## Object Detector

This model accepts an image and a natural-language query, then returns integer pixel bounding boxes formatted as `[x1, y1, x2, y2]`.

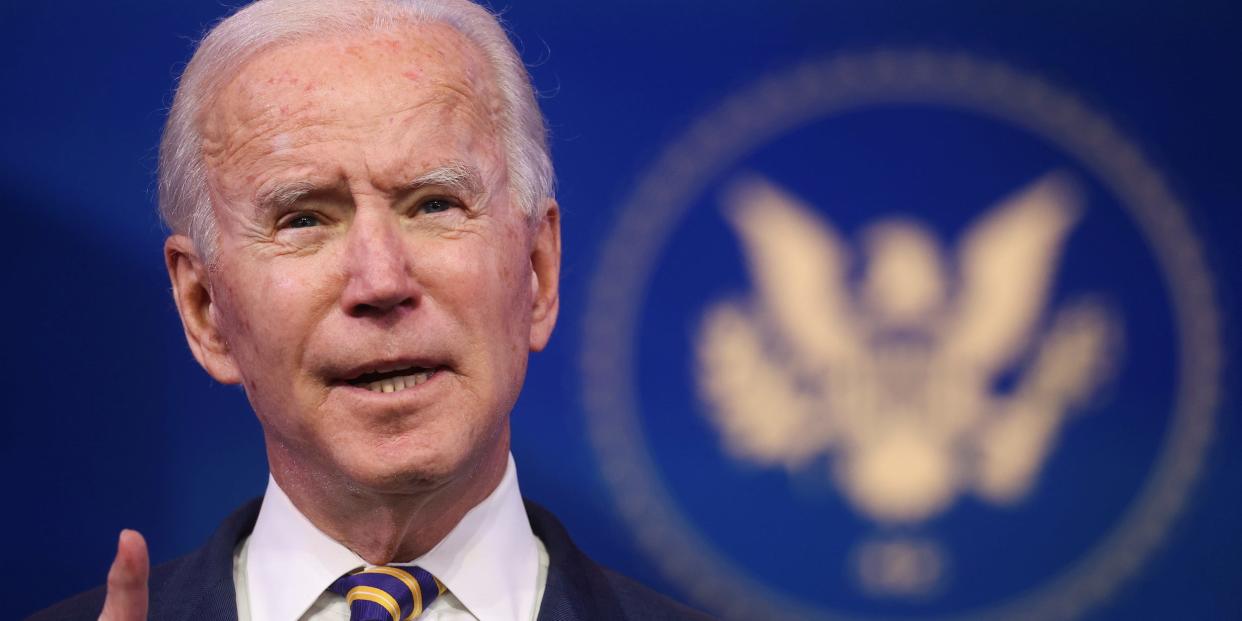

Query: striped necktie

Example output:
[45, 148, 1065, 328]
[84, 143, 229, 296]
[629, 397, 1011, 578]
[329, 565, 447, 621]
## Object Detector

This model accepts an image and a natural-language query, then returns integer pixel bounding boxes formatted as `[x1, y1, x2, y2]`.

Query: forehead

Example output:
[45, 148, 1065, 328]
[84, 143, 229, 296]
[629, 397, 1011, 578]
[217, 22, 496, 119]
[199, 22, 503, 186]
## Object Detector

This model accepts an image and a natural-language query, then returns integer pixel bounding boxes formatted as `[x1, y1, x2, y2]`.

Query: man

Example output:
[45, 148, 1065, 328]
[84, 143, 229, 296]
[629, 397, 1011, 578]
[30, 1, 711, 619]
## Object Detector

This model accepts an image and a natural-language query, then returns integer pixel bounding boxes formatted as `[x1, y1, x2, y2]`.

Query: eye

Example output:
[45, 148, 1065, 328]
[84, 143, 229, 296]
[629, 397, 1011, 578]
[284, 213, 321, 229]
[419, 198, 456, 214]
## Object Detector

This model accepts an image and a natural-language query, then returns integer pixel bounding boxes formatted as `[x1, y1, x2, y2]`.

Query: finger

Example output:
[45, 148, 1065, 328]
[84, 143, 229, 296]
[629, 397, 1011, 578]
[99, 529, 149, 621]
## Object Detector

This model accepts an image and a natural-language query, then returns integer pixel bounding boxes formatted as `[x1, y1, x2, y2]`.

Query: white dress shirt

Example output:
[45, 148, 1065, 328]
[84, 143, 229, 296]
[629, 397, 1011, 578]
[233, 454, 548, 621]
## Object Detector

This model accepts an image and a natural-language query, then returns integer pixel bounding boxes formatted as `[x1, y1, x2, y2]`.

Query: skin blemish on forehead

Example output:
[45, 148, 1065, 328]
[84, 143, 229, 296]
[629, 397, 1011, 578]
[271, 133, 293, 151]
[403, 70, 420, 81]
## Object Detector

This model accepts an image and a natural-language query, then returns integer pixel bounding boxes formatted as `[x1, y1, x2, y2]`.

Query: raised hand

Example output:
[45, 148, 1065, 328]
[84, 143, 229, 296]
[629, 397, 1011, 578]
[98, 530, 148, 621]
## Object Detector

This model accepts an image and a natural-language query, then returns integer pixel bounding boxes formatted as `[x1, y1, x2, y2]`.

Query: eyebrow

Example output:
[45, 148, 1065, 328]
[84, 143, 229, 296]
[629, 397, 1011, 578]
[255, 180, 321, 217]
[397, 160, 485, 198]
[252, 161, 486, 218]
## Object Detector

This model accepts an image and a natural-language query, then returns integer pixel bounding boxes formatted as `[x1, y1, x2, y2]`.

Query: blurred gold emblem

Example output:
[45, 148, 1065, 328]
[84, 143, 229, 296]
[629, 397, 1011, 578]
[697, 172, 1118, 523]
[581, 50, 1222, 621]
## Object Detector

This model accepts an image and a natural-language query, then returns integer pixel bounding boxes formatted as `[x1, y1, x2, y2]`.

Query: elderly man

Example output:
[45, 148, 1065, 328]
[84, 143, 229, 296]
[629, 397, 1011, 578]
[31, 1, 709, 620]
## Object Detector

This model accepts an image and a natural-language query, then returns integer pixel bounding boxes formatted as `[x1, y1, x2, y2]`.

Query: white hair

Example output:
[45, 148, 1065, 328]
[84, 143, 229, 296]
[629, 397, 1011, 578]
[158, 0, 554, 259]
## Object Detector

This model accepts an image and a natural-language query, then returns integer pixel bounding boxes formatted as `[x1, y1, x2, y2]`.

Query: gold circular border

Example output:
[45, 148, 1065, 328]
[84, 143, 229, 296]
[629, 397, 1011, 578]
[580, 50, 1222, 621]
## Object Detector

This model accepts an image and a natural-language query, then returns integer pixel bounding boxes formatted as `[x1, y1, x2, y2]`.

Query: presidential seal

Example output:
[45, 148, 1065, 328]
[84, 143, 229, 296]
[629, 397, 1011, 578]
[580, 51, 1222, 620]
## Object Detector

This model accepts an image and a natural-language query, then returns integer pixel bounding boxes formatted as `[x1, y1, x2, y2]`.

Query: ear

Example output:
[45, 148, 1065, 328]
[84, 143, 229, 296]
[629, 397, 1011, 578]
[528, 200, 561, 352]
[165, 235, 242, 384]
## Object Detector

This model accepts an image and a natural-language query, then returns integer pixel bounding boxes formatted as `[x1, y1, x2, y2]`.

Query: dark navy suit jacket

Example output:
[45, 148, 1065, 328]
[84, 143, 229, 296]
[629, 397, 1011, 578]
[28, 499, 714, 621]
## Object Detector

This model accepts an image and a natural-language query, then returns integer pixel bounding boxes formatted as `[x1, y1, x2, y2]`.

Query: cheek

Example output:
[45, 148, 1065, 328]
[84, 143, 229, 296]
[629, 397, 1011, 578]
[214, 278, 256, 345]
[215, 263, 330, 369]
[222, 275, 288, 338]
[451, 240, 528, 317]
[427, 237, 531, 353]
[268, 272, 311, 306]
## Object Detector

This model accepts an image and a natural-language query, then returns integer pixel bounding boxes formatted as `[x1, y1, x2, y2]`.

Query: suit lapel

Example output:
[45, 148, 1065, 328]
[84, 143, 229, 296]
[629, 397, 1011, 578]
[148, 499, 261, 621]
[527, 501, 628, 621]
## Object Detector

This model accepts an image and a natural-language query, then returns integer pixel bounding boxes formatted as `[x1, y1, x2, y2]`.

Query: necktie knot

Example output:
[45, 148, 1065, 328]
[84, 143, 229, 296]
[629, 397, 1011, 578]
[329, 565, 446, 621]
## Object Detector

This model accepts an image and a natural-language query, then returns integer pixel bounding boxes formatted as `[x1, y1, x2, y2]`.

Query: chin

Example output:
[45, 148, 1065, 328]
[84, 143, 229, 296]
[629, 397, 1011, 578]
[340, 449, 461, 494]
[336, 428, 501, 495]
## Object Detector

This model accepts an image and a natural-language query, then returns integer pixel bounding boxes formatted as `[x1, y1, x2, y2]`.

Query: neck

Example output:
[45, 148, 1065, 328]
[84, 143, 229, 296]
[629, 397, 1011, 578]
[267, 439, 510, 565]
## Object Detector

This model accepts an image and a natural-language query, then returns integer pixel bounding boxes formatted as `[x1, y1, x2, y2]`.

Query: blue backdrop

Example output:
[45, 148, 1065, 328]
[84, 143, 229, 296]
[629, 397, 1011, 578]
[3, 1, 1238, 620]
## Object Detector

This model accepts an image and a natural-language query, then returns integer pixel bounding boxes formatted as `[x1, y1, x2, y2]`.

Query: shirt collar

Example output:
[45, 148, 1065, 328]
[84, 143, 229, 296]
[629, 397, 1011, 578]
[245, 454, 539, 621]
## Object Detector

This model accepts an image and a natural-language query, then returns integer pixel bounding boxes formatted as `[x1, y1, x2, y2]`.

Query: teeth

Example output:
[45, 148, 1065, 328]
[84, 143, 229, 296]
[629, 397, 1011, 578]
[363, 369, 434, 393]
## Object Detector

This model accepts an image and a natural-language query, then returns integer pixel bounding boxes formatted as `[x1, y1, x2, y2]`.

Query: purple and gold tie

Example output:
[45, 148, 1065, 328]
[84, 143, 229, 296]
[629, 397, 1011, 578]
[329, 565, 447, 621]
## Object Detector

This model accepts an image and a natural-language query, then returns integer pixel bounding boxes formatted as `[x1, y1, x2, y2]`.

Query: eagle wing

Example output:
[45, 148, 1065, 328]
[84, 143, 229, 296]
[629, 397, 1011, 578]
[974, 301, 1117, 503]
[697, 302, 835, 467]
[720, 175, 864, 369]
[942, 172, 1082, 372]
[695, 175, 858, 467]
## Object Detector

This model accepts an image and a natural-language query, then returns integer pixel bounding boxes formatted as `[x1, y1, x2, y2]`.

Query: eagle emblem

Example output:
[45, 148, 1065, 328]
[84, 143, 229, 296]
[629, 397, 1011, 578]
[696, 172, 1119, 524]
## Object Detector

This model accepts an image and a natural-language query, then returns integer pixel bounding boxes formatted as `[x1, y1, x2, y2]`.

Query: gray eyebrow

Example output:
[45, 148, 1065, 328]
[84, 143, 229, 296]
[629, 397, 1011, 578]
[252, 161, 486, 218]
[254, 180, 323, 217]
[398, 161, 485, 197]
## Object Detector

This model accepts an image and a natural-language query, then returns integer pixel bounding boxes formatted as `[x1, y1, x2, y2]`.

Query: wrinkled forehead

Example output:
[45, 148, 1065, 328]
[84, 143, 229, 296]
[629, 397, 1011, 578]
[199, 21, 503, 154]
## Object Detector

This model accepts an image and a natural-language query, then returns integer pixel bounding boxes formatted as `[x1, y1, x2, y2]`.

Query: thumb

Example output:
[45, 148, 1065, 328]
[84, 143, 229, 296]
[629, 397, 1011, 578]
[99, 529, 149, 621]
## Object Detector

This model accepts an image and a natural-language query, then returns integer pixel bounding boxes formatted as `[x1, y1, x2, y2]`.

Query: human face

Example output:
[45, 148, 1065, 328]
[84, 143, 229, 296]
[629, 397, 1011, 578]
[168, 24, 559, 494]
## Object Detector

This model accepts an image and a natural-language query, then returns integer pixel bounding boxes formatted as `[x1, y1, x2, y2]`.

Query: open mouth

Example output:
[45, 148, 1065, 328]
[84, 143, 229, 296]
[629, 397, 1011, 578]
[345, 366, 441, 393]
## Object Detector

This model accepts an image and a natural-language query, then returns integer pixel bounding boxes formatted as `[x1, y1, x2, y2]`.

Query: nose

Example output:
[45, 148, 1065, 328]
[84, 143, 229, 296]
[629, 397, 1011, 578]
[340, 209, 419, 317]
